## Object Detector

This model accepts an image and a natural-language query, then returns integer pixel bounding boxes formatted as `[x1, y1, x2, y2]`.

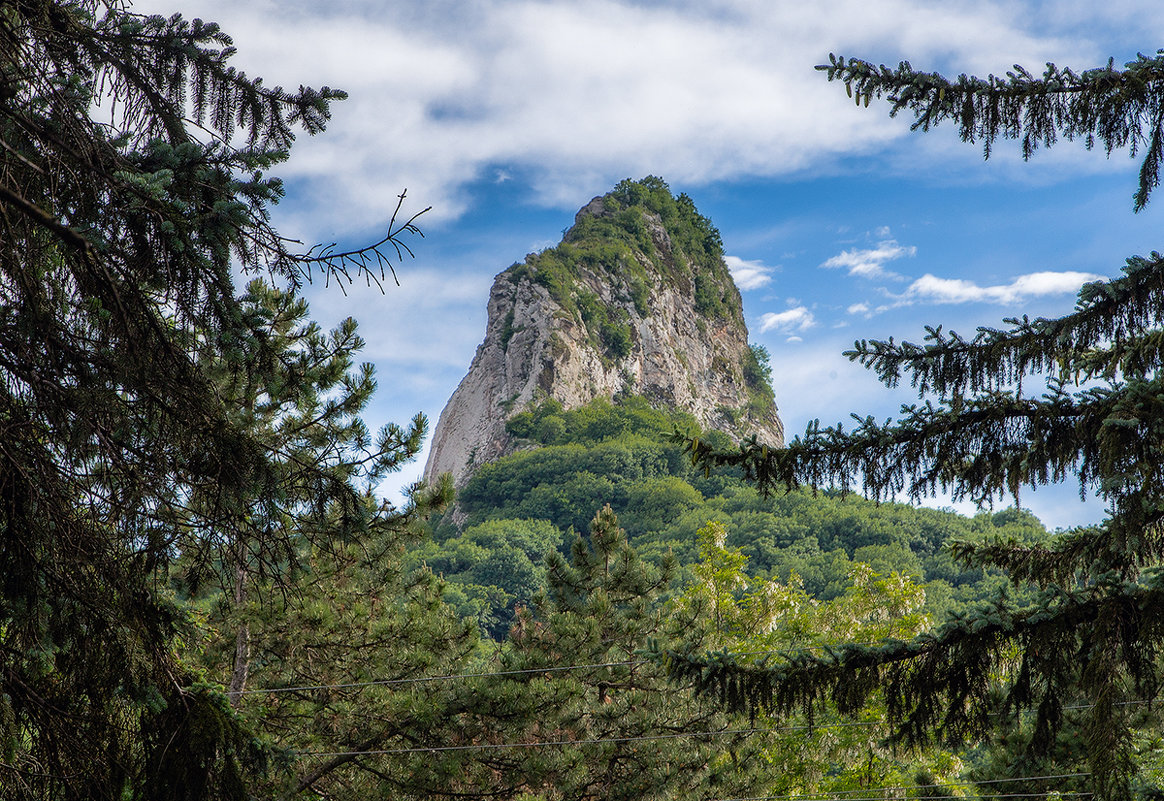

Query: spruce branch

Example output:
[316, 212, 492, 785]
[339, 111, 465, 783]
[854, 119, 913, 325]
[845, 254, 1164, 398]
[818, 52, 1164, 210]
[655, 577, 1164, 796]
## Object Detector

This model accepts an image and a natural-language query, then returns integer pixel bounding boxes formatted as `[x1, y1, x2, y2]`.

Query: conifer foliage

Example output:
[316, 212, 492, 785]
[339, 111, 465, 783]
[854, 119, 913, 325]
[0, 1, 423, 797]
[819, 51, 1164, 210]
[662, 52, 1164, 799]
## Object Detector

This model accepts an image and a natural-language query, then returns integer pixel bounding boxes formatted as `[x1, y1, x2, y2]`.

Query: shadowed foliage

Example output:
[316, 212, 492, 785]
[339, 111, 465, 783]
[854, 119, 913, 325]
[0, 2, 424, 797]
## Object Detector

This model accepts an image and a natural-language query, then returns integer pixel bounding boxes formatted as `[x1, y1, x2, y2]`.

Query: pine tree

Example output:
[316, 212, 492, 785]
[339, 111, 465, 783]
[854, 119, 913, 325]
[194, 500, 476, 801]
[180, 280, 434, 704]
[487, 505, 768, 801]
[659, 51, 1164, 800]
[0, 2, 424, 797]
[180, 283, 466, 799]
[236, 505, 770, 800]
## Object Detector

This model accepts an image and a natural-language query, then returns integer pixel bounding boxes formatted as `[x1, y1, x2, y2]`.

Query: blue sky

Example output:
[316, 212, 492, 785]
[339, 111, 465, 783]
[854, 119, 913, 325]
[134, 0, 1164, 528]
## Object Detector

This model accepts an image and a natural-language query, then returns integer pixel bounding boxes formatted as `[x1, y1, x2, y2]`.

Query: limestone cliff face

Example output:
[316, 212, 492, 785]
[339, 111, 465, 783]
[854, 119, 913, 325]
[423, 179, 784, 488]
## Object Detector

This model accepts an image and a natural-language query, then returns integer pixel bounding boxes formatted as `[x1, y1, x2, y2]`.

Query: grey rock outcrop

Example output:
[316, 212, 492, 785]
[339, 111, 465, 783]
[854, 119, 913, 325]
[423, 181, 783, 488]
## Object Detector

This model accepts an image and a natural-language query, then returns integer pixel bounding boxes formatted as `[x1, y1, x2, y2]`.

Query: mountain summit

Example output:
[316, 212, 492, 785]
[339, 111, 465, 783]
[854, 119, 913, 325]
[424, 177, 784, 487]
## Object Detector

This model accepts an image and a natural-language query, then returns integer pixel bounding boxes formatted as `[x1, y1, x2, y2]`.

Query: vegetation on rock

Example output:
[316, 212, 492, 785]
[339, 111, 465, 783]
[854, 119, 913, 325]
[504, 176, 742, 361]
[742, 343, 777, 413]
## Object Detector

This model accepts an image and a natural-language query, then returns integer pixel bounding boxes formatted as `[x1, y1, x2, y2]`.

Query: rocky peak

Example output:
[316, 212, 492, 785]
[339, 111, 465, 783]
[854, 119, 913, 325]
[423, 177, 784, 488]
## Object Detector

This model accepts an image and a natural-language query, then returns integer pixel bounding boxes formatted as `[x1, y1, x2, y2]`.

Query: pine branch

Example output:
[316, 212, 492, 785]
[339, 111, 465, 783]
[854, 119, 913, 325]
[845, 254, 1164, 398]
[655, 576, 1164, 796]
[0, 182, 96, 256]
[818, 52, 1164, 210]
[292, 191, 431, 292]
[946, 515, 1164, 588]
[679, 379, 1154, 506]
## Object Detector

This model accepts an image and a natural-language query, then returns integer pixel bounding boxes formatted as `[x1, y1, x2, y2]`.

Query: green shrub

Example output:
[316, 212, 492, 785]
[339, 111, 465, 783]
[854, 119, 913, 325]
[601, 321, 633, 359]
[499, 308, 518, 350]
[742, 344, 772, 389]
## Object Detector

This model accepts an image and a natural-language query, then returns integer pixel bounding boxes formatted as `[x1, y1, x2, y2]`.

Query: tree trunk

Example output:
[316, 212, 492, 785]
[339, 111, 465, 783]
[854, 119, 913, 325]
[227, 560, 250, 707]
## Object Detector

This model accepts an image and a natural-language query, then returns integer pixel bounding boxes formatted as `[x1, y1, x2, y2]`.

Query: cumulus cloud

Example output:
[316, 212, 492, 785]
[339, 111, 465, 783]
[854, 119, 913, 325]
[847, 302, 871, 315]
[725, 256, 775, 290]
[821, 237, 916, 280]
[904, 270, 1102, 304]
[305, 267, 493, 369]
[759, 306, 815, 333]
[131, 0, 1101, 235]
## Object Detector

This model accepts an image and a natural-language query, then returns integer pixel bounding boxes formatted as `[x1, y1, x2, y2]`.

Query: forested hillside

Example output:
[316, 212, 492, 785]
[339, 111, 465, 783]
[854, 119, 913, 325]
[418, 394, 1050, 639]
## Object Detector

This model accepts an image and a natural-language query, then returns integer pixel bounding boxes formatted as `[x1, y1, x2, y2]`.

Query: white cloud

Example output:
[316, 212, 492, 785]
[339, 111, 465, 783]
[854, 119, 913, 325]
[821, 237, 916, 280]
[131, 0, 1109, 235]
[304, 267, 492, 369]
[847, 302, 871, 315]
[903, 270, 1101, 304]
[725, 255, 775, 290]
[759, 306, 815, 333]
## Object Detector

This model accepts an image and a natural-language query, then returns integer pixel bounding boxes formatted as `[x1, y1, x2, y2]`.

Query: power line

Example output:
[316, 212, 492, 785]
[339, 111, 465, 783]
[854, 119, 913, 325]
[235, 639, 925, 697]
[297, 720, 944, 758]
[295, 719, 1098, 801]
[1063, 699, 1156, 711]
[292, 698, 1157, 758]
[291, 708, 1103, 757]
[236, 658, 1162, 721]
[296, 726, 769, 757]
[712, 794, 1092, 801]
[283, 693, 1101, 795]
[305, 699, 1123, 760]
[714, 772, 1092, 800]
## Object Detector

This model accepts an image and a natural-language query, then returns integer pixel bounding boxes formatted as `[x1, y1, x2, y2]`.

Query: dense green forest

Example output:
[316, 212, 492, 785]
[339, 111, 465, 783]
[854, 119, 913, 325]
[418, 394, 1048, 639]
[7, 1, 1164, 799]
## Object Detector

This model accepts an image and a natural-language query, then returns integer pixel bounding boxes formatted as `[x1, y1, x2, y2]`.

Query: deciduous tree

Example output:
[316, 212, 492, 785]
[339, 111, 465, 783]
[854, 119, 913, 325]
[672, 520, 961, 796]
[662, 51, 1164, 800]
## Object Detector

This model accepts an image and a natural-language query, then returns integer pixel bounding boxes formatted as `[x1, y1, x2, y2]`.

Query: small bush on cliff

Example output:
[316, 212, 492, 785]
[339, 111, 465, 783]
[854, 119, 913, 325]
[742, 343, 777, 412]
